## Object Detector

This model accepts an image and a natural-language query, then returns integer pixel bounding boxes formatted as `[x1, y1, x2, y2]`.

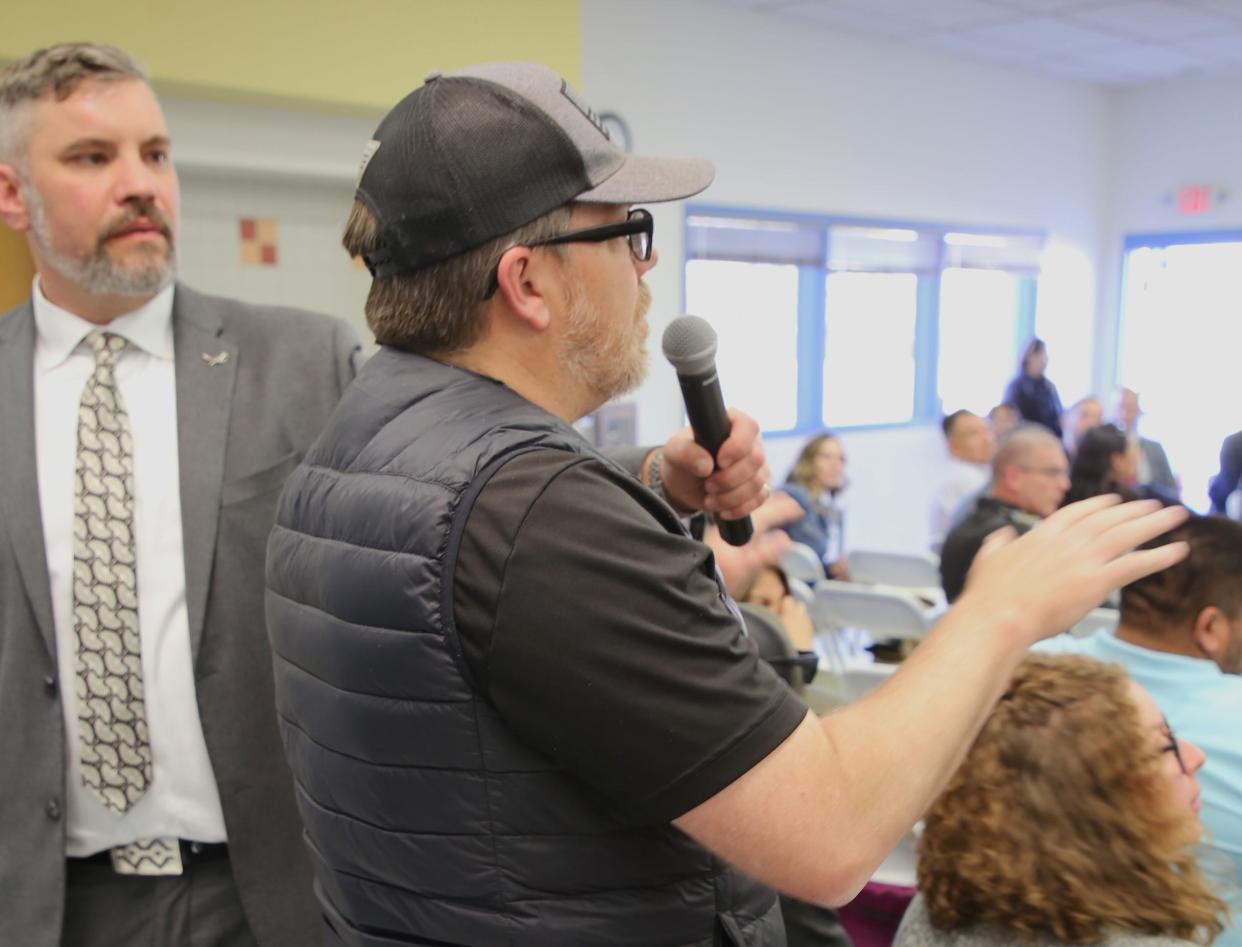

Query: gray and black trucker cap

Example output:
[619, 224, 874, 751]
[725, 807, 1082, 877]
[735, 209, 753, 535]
[356, 61, 715, 277]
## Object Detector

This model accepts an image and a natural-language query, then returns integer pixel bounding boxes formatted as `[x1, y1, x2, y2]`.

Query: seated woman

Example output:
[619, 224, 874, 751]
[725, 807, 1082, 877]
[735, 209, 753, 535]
[781, 433, 850, 579]
[896, 653, 1226, 947]
[1062, 423, 1178, 508]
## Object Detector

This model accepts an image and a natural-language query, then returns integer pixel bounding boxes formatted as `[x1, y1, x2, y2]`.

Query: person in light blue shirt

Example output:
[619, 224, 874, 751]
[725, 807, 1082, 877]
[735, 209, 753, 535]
[1040, 514, 1242, 944]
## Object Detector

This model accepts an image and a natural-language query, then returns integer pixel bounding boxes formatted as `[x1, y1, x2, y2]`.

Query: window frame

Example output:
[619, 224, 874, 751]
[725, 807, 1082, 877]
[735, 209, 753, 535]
[683, 204, 1043, 435]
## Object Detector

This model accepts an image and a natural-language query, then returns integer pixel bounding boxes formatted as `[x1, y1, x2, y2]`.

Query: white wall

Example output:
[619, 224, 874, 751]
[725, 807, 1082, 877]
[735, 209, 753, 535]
[1101, 73, 1242, 509]
[164, 97, 380, 351]
[580, 0, 1111, 552]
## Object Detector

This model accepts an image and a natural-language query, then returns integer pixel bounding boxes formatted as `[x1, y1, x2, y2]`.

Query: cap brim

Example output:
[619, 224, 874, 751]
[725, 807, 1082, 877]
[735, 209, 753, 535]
[577, 154, 715, 205]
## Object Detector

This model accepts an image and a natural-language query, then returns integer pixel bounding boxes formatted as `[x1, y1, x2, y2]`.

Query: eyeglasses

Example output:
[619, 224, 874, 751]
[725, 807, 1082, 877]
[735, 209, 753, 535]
[1161, 716, 1188, 775]
[483, 207, 654, 299]
[1017, 464, 1070, 479]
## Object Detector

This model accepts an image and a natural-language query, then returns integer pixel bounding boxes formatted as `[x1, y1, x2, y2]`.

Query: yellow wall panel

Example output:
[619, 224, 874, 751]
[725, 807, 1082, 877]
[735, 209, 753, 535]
[1, 1, 580, 113]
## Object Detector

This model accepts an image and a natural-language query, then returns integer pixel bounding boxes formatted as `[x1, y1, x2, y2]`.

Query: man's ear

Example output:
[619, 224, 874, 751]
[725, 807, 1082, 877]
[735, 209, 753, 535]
[1192, 605, 1228, 660]
[494, 245, 555, 333]
[0, 164, 32, 233]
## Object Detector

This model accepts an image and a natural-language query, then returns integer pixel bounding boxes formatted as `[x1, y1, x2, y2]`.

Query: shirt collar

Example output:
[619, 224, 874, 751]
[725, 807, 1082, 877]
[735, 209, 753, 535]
[32, 275, 176, 370]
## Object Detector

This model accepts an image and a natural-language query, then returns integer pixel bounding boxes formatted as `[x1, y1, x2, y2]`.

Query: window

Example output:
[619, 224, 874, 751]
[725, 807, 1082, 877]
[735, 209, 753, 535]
[684, 260, 800, 433]
[684, 207, 1043, 433]
[1117, 232, 1242, 512]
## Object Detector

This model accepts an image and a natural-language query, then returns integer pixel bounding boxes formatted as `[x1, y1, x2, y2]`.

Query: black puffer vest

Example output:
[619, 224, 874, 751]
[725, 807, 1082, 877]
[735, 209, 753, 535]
[266, 348, 784, 947]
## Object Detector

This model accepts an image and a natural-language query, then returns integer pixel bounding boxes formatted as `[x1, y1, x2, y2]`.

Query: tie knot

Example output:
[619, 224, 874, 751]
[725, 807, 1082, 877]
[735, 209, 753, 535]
[87, 331, 126, 369]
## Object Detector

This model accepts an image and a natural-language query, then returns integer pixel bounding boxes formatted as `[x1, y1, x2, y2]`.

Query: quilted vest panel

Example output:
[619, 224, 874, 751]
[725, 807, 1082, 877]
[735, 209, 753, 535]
[267, 348, 784, 947]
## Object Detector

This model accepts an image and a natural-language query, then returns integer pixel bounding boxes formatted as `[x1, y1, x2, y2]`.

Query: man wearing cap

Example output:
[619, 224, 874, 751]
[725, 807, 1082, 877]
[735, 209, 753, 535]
[266, 63, 1191, 947]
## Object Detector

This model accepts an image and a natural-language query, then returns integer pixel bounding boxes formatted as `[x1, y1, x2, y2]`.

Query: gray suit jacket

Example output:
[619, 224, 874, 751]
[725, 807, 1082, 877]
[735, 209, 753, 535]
[0, 284, 360, 947]
[1140, 436, 1177, 496]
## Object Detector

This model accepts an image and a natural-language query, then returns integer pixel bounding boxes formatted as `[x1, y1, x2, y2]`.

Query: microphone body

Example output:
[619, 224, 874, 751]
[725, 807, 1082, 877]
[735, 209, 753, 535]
[662, 315, 754, 547]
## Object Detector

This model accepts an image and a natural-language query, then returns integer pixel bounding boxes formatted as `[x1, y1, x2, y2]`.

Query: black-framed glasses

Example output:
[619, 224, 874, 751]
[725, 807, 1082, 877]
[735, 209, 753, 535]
[1018, 464, 1070, 479]
[1161, 715, 1188, 775]
[482, 208, 654, 298]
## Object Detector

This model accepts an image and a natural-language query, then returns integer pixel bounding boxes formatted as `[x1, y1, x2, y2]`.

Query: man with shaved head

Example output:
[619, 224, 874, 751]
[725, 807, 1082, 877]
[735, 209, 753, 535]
[940, 424, 1071, 601]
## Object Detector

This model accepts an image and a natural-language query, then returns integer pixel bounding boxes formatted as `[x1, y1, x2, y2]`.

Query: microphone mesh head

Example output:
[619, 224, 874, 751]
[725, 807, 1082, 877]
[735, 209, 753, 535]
[662, 314, 717, 376]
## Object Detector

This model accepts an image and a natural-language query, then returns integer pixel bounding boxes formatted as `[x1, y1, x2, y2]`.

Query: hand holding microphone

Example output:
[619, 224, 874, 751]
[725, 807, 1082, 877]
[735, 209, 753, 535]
[662, 314, 757, 546]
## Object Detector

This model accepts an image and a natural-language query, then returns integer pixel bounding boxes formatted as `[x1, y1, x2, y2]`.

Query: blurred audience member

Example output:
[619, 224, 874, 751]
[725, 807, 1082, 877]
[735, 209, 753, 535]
[930, 410, 995, 549]
[1003, 338, 1063, 437]
[987, 403, 1019, 439]
[1062, 394, 1103, 460]
[744, 564, 815, 651]
[940, 425, 1069, 602]
[781, 433, 850, 579]
[1041, 515, 1242, 945]
[1062, 423, 1142, 506]
[1115, 387, 1179, 497]
[896, 653, 1224, 947]
[1209, 431, 1242, 517]
[706, 492, 802, 597]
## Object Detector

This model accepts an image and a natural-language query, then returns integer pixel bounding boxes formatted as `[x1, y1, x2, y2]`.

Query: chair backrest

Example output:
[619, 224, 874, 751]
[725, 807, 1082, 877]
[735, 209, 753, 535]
[780, 542, 826, 584]
[849, 549, 941, 589]
[813, 580, 932, 642]
[787, 576, 814, 608]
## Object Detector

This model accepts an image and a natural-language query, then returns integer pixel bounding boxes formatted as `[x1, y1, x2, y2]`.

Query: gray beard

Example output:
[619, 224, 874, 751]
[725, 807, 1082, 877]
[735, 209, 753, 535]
[25, 185, 176, 297]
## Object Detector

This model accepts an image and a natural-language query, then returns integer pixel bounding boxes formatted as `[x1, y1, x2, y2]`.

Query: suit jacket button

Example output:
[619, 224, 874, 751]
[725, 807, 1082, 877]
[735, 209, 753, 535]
[43, 675, 57, 696]
[46, 798, 61, 821]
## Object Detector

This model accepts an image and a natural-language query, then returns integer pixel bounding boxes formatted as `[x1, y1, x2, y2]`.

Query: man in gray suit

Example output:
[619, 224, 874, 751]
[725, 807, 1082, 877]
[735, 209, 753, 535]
[1115, 386, 1178, 498]
[0, 44, 360, 946]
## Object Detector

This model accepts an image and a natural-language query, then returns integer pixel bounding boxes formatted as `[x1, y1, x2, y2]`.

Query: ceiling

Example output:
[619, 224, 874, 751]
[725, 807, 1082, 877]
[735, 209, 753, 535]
[704, 0, 1242, 86]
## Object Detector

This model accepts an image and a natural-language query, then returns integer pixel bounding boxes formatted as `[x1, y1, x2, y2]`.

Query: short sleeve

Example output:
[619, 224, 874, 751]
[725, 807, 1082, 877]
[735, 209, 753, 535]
[453, 450, 807, 825]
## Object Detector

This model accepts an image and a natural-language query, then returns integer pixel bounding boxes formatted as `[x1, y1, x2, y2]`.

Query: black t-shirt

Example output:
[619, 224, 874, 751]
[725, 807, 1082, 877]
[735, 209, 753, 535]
[453, 450, 807, 826]
[939, 496, 1038, 602]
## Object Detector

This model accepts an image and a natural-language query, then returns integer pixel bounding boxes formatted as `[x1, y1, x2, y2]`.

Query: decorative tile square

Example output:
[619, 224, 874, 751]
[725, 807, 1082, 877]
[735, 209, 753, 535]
[239, 217, 278, 267]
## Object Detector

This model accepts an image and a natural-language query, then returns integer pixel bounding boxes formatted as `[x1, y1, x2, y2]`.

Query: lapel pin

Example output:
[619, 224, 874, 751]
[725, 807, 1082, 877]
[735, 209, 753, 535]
[201, 351, 230, 367]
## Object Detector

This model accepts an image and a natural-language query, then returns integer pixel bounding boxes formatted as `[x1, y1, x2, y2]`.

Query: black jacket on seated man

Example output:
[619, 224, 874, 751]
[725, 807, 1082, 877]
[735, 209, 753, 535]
[940, 497, 1040, 602]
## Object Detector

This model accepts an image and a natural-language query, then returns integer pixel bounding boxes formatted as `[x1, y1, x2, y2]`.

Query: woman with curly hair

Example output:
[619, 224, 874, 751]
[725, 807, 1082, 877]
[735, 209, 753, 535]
[780, 432, 850, 579]
[895, 653, 1226, 946]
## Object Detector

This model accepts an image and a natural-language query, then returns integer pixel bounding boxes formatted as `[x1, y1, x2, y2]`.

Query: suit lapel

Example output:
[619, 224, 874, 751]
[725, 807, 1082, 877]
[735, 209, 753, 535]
[0, 304, 58, 660]
[172, 285, 237, 664]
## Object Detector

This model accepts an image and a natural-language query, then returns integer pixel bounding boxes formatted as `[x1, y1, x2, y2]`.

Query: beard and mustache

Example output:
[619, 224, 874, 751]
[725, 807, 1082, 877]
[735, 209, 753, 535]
[25, 186, 176, 297]
[559, 278, 653, 407]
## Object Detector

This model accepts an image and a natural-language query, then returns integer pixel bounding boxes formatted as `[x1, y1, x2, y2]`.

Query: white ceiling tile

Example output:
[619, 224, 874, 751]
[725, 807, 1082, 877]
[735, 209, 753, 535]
[920, 31, 1040, 66]
[696, 0, 1242, 87]
[1175, 32, 1242, 63]
[776, 1, 919, 38]
[1077, 41, 1200, 74]
[1070, 1, 1238, 41]
[1183, 0, 1242, 24]
[964, 15, 1121, 53]
[831, 0, 1018, 30]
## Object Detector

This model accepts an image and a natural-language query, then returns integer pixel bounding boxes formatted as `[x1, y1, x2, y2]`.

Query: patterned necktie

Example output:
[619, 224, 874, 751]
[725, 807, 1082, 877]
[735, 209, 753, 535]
[72, 330, 152, 813]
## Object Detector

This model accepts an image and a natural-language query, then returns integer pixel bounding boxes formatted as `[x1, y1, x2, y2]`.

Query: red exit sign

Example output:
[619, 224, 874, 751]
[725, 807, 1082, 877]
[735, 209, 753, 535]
[1177, 184, 1217, 215]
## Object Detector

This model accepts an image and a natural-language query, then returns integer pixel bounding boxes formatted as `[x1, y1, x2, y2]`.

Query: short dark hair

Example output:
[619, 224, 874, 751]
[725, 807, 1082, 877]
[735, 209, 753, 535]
[1063, 423, 1128, 505]
[1122, 515, 1242, 633]
[341, 198, 571, 355]
[1019, 336, 1046, 373]
[942, 409, 973, 439]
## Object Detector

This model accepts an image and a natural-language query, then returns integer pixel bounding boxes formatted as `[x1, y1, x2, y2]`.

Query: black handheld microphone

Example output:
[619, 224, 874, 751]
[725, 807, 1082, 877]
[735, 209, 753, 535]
[662, 314, 754, 547]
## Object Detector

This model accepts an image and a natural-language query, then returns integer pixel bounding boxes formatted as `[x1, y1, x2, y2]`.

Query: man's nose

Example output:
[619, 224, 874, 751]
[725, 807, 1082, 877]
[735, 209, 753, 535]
[112, 151, 158, 204]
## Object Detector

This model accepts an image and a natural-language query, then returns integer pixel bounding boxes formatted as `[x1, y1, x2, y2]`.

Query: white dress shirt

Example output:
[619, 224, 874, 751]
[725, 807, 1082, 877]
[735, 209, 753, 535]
[929, 456, 991, 548]
[33, 278, 227, 856]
